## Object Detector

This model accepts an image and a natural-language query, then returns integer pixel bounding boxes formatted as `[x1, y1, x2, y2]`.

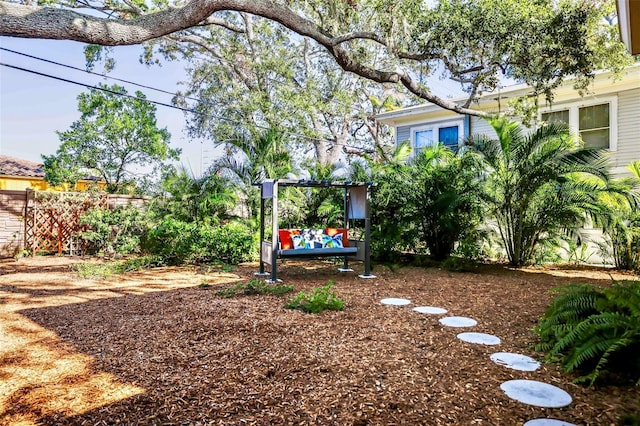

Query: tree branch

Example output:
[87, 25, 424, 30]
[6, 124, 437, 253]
[0, 0, 487, 117]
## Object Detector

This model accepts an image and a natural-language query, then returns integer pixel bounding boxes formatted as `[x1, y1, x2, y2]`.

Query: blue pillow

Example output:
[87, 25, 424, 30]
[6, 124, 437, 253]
[291, 234, 309, 249]
[321, 233, 343, 248]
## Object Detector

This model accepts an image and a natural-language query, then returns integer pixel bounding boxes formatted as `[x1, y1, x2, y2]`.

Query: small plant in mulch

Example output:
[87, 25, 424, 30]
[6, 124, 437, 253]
[73, 255, 162, 278]
[285, 281, 344, 313]
[214, 279, 294, 298]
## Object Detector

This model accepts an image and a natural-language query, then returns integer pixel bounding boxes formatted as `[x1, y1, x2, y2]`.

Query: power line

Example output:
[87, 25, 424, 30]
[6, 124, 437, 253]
[0, 46, 202, 104]
[0, 55, 374, 151]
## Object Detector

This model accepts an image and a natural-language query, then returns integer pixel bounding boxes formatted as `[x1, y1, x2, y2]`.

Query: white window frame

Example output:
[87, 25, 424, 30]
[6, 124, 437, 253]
[409, 119, 464, 157]
[539, 95, 618, 151]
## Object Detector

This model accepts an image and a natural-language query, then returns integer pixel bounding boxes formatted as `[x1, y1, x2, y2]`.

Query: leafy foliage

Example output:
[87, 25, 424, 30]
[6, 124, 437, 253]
[43, 84, 179, 194]
[214, 279, 294, 298]
[80, 206, 150, 256]
[599, 161, 640, 270]
[535, 281, 640, 386]
[212, 127, 293, 219]
[73, 255, 162, 278]
[153, 166, 237, 225]
[409, 144, 484, 260]
[285, 282, 345, 313]
[142, 219, 256, 265]
[468, 117, 612, 266]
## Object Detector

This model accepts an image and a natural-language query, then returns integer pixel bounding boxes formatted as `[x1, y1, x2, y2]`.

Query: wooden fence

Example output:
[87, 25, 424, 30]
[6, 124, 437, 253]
[0, 189, 147, 258]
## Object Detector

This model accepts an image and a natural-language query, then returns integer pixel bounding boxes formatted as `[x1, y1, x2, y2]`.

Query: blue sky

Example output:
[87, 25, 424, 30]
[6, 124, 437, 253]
[0, 35, 471, 179]
[0, 36, 214, 176]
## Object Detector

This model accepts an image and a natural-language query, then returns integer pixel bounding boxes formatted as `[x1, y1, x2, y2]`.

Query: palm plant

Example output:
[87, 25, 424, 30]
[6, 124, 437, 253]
[410, 144, 484, 260]
[467, 117, 612, 266]
[345, 142, 418, 262]
[212, 127, 293, 219]
[156, 166, 237, 224]
[598, 161, 640, 270]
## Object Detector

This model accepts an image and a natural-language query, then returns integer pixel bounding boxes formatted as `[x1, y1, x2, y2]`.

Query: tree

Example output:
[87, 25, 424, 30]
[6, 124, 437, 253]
[43, 83, 179, 193]
[212, 126, 292, 218]
[1, 0, 631, 117]
[159, 14, 399, 166]
[467, 118, 613, 266]
[154, 166, 238, 225]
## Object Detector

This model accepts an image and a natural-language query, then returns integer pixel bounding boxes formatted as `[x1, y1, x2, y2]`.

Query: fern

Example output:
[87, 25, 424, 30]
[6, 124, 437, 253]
[535, 281, 640, 386]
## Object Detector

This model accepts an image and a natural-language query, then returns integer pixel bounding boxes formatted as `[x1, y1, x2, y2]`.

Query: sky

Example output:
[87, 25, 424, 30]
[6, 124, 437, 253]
[0, 35, 470, 180]
[0, 36, 216, 177]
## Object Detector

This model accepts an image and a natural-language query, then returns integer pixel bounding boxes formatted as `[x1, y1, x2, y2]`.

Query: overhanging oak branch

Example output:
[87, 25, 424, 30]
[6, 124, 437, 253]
[0, 0, 487, 117]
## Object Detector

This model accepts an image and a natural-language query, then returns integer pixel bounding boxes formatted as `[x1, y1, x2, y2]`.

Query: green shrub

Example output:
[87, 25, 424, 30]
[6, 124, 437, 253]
[440, 256, 479, 272]
[196, 221, 256, 265]
[142, 218, 196, 265]
[215, 279, 293, 297]
[81, 206, 150, 256]
[534, 281, 640, 386]
[143, 219, 256, 265]
[285, 282, 345, 313]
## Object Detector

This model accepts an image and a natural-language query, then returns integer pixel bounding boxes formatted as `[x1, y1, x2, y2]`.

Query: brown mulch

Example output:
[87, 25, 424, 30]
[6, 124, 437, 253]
[1, 257, 639, 425]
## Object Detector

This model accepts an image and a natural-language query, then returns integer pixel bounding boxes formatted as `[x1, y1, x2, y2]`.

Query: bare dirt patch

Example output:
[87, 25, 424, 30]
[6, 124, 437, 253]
[1, 257, 639, 425]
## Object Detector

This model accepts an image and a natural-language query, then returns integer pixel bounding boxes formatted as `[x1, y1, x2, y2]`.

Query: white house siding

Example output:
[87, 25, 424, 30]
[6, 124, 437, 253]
[615, 88, 640, 175]
[469, 116, 497, 139]
[396, 125, 412, 144]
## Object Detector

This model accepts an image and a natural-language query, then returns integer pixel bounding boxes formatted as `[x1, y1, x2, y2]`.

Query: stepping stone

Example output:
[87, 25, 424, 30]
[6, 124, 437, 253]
[457, 332, 501, 345]
[439, 316, 478, 327]
[524, 420, 577, 426]
[490, 352, 541, 372]
[413, 306, 448, 315]
[500, 380, 572, 408]
[380, 298, 411, 306]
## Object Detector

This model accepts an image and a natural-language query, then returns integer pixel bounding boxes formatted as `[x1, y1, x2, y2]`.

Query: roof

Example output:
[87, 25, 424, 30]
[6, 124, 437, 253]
[0, 155, 44, 178]
[376, 64, 640, 125]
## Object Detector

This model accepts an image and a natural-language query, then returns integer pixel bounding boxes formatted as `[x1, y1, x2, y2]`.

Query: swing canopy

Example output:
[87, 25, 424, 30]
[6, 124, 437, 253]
[255, 179, 375, 282]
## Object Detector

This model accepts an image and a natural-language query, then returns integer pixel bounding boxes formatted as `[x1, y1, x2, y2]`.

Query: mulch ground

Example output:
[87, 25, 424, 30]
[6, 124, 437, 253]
[1, 256, 639, 425]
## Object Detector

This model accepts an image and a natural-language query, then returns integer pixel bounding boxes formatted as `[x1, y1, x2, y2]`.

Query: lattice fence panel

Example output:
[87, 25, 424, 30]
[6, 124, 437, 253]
[25, 191, 107, 255]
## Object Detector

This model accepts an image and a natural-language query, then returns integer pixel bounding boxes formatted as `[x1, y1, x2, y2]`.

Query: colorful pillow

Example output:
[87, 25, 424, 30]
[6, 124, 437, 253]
[278, 229, 293, 250]
[321, 233, 343, 248]
[325, 228, 349, 247]
[301, 228, 325, 248]
[291, 234, 308, 249]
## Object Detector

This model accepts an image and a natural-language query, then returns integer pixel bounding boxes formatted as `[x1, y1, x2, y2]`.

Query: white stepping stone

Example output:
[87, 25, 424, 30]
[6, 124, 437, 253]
[457, 332, 501, 345]
[524, 420, 577, 426]
[380, 298, 411, 306]
[491, 352, 541, 372]
[500, 380, 572, 408]
[413, 306, 448, 315]
[439, 316, 478, 327]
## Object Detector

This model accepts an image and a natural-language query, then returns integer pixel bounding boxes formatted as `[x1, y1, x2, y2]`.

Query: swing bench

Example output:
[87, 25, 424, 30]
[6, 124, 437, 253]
[255, 179, 376, 283]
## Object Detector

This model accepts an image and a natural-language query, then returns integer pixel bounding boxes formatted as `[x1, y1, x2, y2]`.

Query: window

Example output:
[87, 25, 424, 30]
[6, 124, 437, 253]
[411, 120, 463, 156]
[541, 110, 569, 124]
[540, 97, 616, 150]
[579, 104, 610, 149]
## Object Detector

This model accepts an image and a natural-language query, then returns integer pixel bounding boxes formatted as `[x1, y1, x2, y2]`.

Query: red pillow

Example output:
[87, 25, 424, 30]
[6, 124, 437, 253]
[278, 229, 293, 250]
[325, 228, 349, 247]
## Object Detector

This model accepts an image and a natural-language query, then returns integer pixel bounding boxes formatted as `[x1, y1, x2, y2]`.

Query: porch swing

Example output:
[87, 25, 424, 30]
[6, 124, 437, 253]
[255, 179, 376, 283]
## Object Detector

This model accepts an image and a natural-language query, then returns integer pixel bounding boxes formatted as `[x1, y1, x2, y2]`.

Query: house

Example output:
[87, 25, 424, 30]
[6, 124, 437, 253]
[376, 64, 640, 177]
[0, 155, 104, 191]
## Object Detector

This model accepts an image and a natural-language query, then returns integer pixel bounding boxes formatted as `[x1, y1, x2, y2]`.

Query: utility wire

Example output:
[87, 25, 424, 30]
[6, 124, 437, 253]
[0, 57, 374, 151]
[0, 46, 201, 104]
